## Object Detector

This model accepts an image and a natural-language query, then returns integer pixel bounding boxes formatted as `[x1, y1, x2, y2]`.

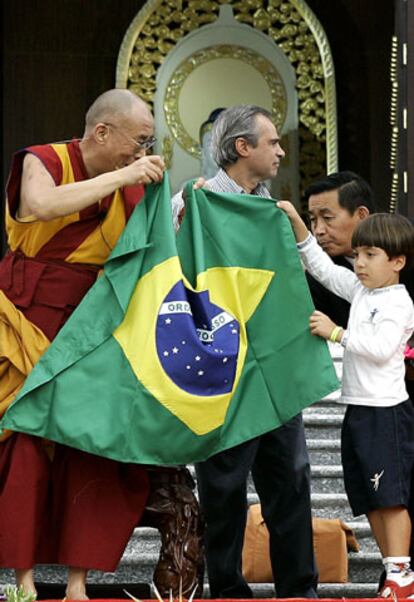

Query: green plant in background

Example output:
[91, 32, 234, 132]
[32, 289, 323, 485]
[4, 585, 36, 602]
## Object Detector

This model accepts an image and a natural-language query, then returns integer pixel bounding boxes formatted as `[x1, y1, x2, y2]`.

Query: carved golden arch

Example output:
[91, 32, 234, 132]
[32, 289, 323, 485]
[116, 0, 338, 198]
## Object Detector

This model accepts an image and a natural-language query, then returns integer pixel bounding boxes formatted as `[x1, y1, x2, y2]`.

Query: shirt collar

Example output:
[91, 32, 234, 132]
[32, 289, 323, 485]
[214, 168, 269, 196]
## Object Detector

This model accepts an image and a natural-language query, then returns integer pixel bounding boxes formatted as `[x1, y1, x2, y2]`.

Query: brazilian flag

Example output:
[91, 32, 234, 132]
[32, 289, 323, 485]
[1, 176, 339, 465]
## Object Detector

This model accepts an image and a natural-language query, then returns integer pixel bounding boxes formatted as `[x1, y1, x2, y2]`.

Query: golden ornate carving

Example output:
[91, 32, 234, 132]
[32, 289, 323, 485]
[162, 135, 174, 169]
[389, 35, 398, 213]
[164, 45, 287, 158]
[280, 134, 290, 165]
[117, 0, 338, 202]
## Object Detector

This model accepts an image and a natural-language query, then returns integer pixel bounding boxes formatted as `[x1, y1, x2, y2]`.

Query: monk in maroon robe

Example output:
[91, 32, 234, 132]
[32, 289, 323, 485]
[0, 89, 165, 599]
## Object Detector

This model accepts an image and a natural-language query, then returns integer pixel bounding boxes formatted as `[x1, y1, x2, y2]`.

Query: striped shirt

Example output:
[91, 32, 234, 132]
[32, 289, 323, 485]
[171, 168, 270, 229]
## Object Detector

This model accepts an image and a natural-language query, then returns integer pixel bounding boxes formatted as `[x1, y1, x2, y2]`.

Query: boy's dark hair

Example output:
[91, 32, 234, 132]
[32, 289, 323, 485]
[352, 213, 414, 268]
[304, 171, 376, 214]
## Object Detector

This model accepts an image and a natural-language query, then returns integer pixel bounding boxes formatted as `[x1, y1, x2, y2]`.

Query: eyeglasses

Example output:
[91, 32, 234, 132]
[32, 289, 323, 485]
[104, 122, 157, 151]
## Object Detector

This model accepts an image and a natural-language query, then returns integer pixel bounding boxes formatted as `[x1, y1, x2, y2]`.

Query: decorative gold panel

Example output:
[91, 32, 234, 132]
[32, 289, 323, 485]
[389, 35, 398, 213]
[164, 44, 287, 158]
[117, 0, 338, 202]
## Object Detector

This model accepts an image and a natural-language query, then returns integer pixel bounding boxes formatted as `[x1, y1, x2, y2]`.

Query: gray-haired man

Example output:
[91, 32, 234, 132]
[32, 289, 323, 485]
[173, 105, 318, 598]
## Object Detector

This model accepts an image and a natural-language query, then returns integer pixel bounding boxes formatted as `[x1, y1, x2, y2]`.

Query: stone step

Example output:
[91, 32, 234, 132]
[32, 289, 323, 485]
[112, 550, 383, 586]
[187, 439, 344, 466]
[100, 550, 383, 585]
[189, 451, 345, 478]
[244, 464, 345, 494]
[248, 491, 348, 508]
[304, 414, 343, 439]
[0, 580, 379, 599]
[347, 521, 378, 552]
[189, 466, 347, 496]
[308, 452, 342, 464]
[119, 546, 382, 567]
[248, 582, 379, 598]
[13, 580, 376, 600]
[310, 437, 342, 447]
[307, 438, 341, 464]
[304, 414, 344, 426]
[245, 496, 356, 521]
[310, 465, 344, 494]
[312, 464, 343, 477]
[1, 549, 379, 592]
[116, 520, 378, 559]
[126, 521, 376, 546]
[348, 552, 382, 582]
[124, 520, 378, 559]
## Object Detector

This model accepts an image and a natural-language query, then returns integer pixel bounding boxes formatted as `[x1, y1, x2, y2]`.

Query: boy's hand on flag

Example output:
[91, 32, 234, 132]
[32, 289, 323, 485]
[309, 310, 337, 341]
[277, 201, 309, 243]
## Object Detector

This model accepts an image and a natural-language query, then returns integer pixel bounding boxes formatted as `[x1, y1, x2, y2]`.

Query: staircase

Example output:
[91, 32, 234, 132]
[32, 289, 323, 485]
[0, 345, 382, 597]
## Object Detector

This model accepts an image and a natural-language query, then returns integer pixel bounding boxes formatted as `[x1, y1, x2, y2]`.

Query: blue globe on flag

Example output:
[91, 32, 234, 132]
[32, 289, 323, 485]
[156, 281, 240, 396]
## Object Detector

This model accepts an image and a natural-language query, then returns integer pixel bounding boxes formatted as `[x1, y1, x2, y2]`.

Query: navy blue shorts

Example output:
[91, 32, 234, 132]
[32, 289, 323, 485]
[341, 400, 414, 517]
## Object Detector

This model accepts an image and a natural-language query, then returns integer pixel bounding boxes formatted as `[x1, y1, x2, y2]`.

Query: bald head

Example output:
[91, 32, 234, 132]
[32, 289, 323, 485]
[84, 89, 151, 132]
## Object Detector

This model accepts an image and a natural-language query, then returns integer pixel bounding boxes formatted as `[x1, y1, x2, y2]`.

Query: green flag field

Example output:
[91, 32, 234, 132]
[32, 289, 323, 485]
[0, 176, 339, 464]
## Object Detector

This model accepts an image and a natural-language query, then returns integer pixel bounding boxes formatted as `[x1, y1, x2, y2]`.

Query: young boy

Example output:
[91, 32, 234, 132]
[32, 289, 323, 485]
[278, 203, 414, 599]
